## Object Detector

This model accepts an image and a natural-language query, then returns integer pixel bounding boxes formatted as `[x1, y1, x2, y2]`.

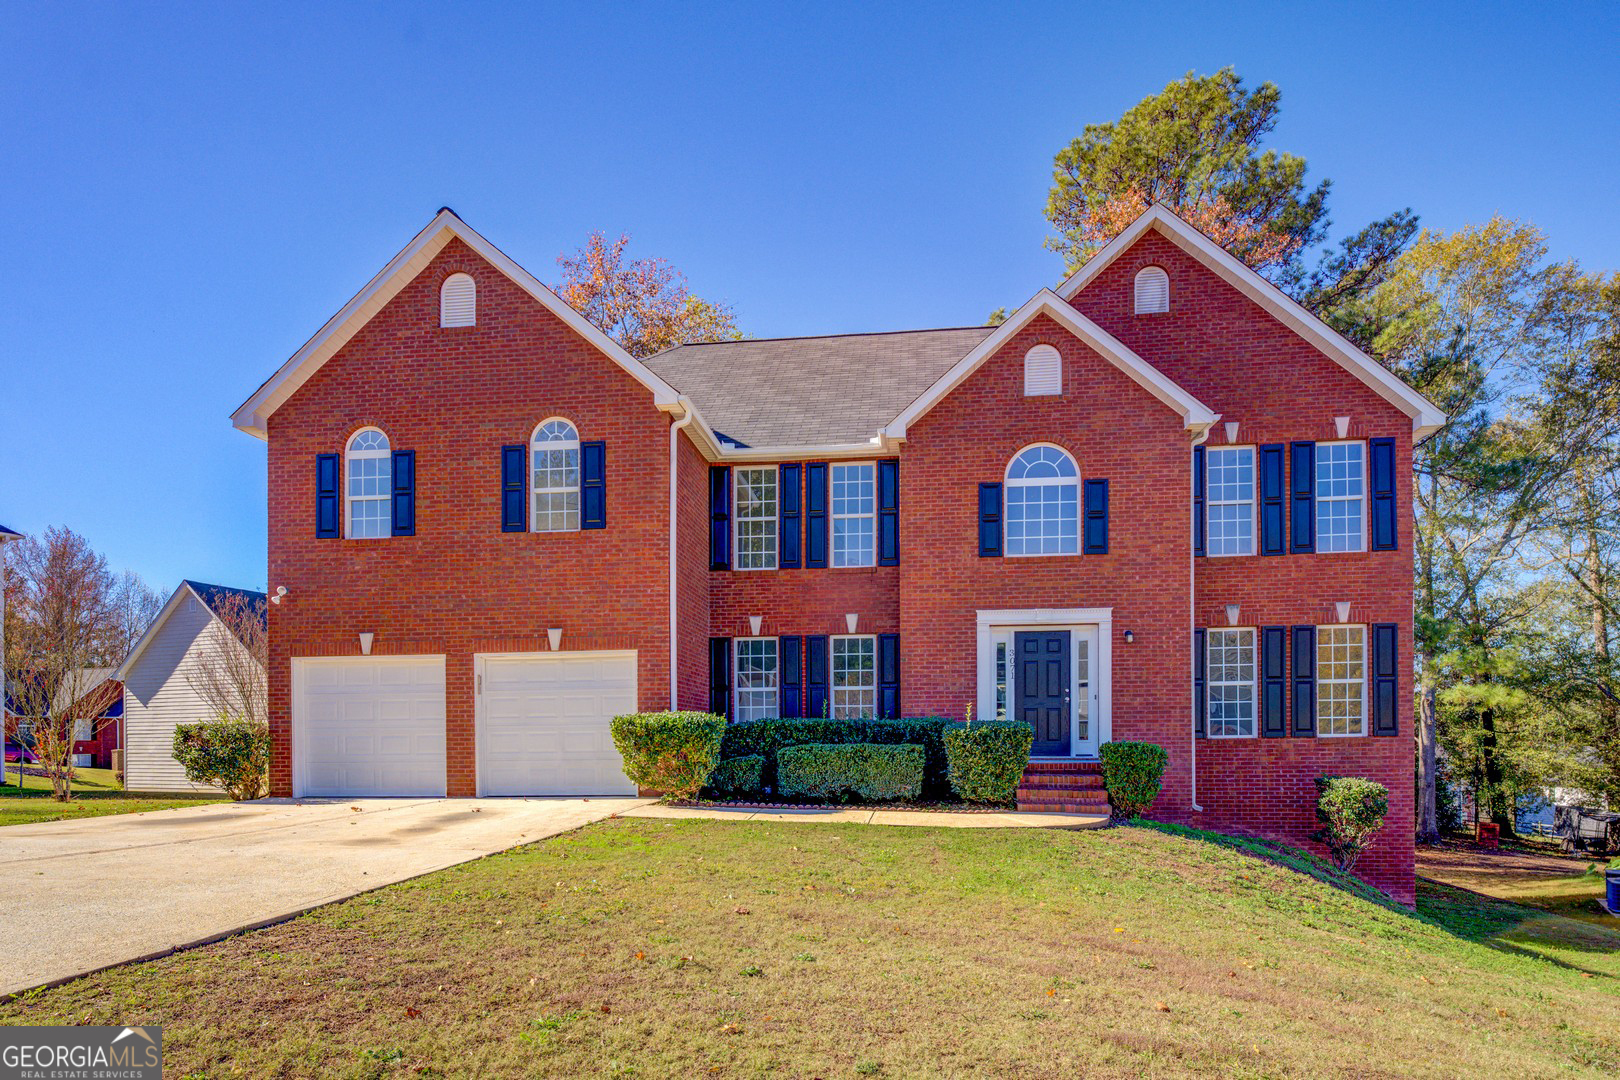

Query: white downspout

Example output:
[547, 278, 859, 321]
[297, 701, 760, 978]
[668, 404, 697, 710]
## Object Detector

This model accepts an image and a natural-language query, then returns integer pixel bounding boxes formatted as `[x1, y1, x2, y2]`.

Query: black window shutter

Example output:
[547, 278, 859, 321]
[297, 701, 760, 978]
[779, 635, 802, 718]
[1193, 628, 1206, 739]
[877, 460, 900, 566]
[1083, 478, 1109, 554]
[878, 633, 900, 719]
[390, 450, 416, 536]
[978, 482, 1003, 557]
[709, 466, 731, 570]
[580, 440, 606, 529]
[315, 453, 340, 538]
[805, 463, 828, 568]
[709, 637, 732, 719]
[1261, 625, 1287, 737]
[1291, 625, 1316, 736]
[806, 635, 829, 718]
[1259, 443, 1285, 556]
[1192, 446, 1206, 556]
[779, 463, 802, 568]
[1290, 441, 1315, 553]
[501, 444, 527, 532]
[1371, 623, 1399, 736]
[1369, 437, 1397, 551]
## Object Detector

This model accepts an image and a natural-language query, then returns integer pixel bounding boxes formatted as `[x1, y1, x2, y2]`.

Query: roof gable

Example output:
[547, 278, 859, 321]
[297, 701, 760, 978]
[1056, 205, 1444, 437]
[232, 210, 681, 439]
[115, 581, 266, 681]
[882, 290, 1220, 440]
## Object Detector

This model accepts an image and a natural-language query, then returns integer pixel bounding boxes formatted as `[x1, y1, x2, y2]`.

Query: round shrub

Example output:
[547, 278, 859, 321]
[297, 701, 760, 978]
[1098, 740, 1169, 820]
[776, 742, 924, 802]
[609, 711, 725, 798]
[943, 721, 1033, 804]
[704, 754, 766, 799]
[172, 715, 271, 801]
[1311, 775, 1390, 876]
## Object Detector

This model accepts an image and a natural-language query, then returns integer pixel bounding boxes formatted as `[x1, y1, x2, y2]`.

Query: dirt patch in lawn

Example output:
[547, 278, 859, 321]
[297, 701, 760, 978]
[2, 820, 1618, 1078]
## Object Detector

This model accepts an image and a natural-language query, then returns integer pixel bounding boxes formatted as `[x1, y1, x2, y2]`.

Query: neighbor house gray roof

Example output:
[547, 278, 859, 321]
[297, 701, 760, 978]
[644, 326, 996, 447]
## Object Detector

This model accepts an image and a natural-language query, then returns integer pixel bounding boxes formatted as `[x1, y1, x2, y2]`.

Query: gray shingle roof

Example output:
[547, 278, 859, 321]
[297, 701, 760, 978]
[644, 326, 995, 447]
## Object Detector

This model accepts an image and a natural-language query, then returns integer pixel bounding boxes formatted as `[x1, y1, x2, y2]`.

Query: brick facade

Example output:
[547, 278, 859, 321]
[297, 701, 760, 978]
[259, 219, 1421, 905]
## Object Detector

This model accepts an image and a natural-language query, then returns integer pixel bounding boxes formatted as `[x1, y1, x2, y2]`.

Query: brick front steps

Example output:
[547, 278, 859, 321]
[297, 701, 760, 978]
[1016, 760, 1111, 816]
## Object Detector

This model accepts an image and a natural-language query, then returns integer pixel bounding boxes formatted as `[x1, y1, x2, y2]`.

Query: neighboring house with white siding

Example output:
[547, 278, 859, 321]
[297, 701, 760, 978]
[114, 580, 266, 792]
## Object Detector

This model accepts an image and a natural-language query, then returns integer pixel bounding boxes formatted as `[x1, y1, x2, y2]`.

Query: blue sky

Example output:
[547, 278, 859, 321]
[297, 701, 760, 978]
[3, 1, 1616, 593]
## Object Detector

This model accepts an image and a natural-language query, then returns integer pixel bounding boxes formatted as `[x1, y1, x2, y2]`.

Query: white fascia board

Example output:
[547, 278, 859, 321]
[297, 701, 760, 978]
[1055, 206, 1447, 438]
[673, 398, 894, 463]
[882, 289, 1219, 440]
[231, 210, 683, 440]
[114, 582, 205, 680]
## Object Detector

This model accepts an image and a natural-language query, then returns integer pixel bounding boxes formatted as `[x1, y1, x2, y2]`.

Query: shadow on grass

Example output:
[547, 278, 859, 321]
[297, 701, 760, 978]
[1136, 818, 1620, 980]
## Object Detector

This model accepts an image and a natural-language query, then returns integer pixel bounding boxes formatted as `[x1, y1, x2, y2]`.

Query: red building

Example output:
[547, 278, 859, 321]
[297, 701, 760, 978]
[233, 206, 1441, 904]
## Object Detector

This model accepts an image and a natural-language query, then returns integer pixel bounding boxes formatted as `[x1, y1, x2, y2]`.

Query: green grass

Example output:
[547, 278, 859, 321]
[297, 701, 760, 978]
[0, 766, 223, 826]
[3, 818, 1618, 1078]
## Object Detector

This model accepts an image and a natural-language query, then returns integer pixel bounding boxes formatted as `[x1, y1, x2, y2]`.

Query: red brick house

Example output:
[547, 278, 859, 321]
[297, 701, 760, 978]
[232, 205, 1442, 904]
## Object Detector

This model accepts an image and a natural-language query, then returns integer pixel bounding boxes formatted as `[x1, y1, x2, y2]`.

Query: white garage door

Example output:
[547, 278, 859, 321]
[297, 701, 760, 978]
[476, 651, 638, 796]
[293, 656, 447, 797]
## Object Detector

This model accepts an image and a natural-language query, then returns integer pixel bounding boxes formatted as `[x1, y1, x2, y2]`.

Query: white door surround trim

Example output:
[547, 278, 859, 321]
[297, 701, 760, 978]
[976, 608, 1113, 757]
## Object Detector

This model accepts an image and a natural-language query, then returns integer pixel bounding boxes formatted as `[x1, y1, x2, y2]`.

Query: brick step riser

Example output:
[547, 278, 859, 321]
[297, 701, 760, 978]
[1017, 801, 1111, 815]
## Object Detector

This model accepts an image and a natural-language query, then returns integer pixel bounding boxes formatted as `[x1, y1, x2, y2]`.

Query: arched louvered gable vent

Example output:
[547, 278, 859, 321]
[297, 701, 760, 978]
[1134, 266, 1170, 314]
[1023, 344, 1062, 396]
[440, 272, 476, 327]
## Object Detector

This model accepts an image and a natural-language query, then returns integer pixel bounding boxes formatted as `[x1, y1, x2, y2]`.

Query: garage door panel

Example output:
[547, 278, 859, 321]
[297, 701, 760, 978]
[295, 657, 447, 797]
[477, 653, 637, 797]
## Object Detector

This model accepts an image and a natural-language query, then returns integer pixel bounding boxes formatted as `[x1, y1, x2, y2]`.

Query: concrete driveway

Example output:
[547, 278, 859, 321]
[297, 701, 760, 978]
[0, 796, 648, 998]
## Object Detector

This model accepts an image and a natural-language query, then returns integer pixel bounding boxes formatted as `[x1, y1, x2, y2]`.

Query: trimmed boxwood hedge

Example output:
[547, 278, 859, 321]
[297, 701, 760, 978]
[1098, 740, 1169, 820]
[942, 720, 1034, 804]
[720, 717, 951, 797]
[703, 754, 765, 798]
[609, 711, 725, 798]
[776, 742, 924, 802]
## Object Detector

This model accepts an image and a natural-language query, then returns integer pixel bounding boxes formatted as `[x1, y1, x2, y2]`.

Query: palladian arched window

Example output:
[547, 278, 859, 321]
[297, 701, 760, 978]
[532, 418, 581, 531]
[346, 428, 392, 538]
[1005, 444, 1079, 556]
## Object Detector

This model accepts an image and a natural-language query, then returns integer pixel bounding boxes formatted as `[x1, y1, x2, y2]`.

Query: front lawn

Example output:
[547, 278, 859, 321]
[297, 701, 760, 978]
[1419, 837, 1617, 931]
[0, 766, 223, 826]
[2, 819, 1617, 1077]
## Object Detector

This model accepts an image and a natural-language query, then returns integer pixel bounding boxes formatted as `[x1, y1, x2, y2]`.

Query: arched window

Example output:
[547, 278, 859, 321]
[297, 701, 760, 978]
[532, 418, 581, 532]
[1005, 445, 1079, 556]
[440, 272, 476, 327]
[1134, 266, 1169, 314]
[346, 428, 392, 538]
[1023, 344, 1061, 396]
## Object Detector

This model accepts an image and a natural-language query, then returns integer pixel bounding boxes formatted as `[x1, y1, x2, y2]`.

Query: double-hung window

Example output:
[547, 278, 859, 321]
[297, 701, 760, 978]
[1005, 445, 1079, 556]
[345, 428, 392, 539]
[1316, 442, 1366, 552]
[734, 638, 779, 722]
[831, 462, 876, 567]
[1317, 625, 1366, 736]
[531, 419, 581, 532]
[1206, 628, 1256, 737]
[1206, 446, 1254, 556]
[831, 635, 877, 718]
[734, 467, 778, 570]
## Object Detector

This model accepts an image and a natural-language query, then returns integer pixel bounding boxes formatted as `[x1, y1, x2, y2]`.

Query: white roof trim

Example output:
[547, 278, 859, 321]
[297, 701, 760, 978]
[882, 289, 1220, 440]
[232, 210, 683, 439]
[114, 582, 208, 680]
[1055, 205, 1446, 438]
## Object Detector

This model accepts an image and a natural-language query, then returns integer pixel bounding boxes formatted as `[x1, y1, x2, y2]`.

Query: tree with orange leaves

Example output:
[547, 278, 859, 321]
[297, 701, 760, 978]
[554, 232, 743, 358]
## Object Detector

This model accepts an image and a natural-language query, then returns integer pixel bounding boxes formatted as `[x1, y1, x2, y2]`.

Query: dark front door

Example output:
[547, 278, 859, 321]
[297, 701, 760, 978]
[1015, 630, 1070, 756]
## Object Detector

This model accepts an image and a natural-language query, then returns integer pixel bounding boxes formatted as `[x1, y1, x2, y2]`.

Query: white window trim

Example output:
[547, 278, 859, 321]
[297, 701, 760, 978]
[975, 608, 1112, 757]
[530, 416, 582, 533]
[1206, 626, 1257, 739]
[830, 461, 876, 568]
[733, 465, 779, 571]
[344, 426, 391, 540]
[1205, 445, 1257, 558]
[1316, 623, 1368, 738]
[733, 637, 779, 722]
[1004, 442, 1081, 559]
[830, 634, 878, 719]
[1315, 440, 1368, 554]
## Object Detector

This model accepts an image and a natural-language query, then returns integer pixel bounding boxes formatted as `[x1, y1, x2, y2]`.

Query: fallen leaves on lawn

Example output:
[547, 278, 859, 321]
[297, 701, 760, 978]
[734, 907, 751, 915]
[405, 1007, 421, 1019]
[1155, 1002, 1170, 1012]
